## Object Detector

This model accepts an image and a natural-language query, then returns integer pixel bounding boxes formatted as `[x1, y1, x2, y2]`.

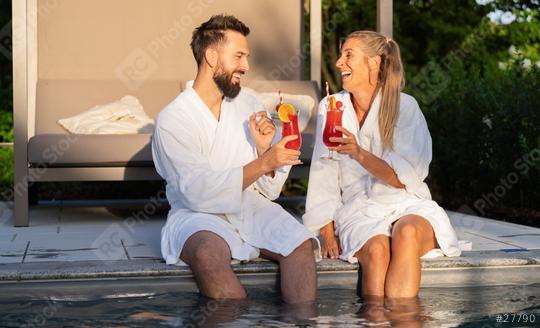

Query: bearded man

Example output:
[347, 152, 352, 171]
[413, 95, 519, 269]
[152, 15, 318, 303]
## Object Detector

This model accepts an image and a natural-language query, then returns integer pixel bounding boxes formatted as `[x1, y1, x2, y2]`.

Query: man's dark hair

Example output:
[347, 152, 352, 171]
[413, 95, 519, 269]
[190, 15, 250, 66]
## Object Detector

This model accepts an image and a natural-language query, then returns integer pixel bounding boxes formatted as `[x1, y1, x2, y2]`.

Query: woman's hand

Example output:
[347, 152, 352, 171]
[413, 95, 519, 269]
[329, 126, 366, 162]
[320, 221, 341, 259]
[330, 126, 406, 189]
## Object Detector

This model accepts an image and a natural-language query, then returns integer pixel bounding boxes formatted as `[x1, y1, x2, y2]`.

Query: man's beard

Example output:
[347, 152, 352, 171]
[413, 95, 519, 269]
[213, 66, 242, 98]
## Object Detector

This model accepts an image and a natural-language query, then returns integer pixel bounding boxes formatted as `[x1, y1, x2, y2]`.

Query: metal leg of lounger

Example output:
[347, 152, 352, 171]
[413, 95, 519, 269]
[12, 0, 30, 227]
[14, 173, 29, 227]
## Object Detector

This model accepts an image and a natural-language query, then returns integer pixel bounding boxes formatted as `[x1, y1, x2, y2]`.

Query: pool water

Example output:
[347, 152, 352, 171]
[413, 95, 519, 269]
[1, 283, 539, 327]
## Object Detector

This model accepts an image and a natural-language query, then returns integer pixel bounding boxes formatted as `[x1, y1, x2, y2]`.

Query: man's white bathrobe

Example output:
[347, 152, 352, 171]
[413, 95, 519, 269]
[303, 90, 461, 263]
[152, 82, 314, 265]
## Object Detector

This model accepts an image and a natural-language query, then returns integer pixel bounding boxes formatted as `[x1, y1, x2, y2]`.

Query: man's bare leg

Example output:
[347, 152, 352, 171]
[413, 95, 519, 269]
[260, 239, 317, 304]
[180, 231, 246, 299]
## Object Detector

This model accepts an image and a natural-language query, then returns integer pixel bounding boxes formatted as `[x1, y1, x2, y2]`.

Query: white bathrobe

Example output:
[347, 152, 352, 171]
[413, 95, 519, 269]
[152, 82, 314, 265]
[303, 90, 461, 263]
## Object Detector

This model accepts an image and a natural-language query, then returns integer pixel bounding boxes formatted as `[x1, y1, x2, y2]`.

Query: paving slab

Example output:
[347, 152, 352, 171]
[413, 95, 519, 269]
[456, 231, 522, 251]
[448, 210, 540, 250]
[59, 206, 127, 226]
[24, 232, 128, 263]
[0, 239, 28, 264]
[123, 229, 162, 260]
[1, 205, 60, 235]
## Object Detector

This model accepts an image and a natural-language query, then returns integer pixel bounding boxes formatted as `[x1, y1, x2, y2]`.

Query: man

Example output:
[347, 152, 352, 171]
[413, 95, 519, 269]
[152, 15, 317, 304]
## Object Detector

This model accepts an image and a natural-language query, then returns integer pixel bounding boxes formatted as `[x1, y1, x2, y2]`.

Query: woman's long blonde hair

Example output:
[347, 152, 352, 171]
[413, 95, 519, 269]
[345, 30, 405, 151]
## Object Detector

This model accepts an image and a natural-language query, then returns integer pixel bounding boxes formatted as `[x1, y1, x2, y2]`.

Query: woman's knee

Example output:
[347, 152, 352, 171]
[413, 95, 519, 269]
[392, 222, 419, 244]
[392, 215, 429, 244]
[358, 236, 390, 266]
[392, 215, 434, 249]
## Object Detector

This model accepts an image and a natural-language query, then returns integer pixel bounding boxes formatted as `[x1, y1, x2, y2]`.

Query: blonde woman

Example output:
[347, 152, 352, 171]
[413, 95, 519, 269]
[303, 31, 461, 298]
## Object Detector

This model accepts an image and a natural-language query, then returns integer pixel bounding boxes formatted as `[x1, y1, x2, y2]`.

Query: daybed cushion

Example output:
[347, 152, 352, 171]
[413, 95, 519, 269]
[28, 134, 153, 167]
[28, 79, 320, 166]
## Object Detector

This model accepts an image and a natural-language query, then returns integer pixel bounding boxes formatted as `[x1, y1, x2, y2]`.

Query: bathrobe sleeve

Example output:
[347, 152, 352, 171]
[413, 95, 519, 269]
[255, 166, 291, 200]
[302, 98, 342, 233]
[152, 120, 243, 214]
[381, 96, 432, 195]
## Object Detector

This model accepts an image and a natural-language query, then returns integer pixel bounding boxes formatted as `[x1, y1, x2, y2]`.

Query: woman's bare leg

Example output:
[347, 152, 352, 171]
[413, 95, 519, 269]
[354, 234, 391, 297]
[385, 215, 436, 298]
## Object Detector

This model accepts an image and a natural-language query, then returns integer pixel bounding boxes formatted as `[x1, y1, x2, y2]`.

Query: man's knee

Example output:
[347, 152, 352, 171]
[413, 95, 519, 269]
[289, 239, 314, 259]
[181, 231, 231, 267]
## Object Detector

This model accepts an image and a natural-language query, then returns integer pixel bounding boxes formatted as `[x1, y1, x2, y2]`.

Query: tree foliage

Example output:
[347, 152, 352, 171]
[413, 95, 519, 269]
[319, 0, 539, 92]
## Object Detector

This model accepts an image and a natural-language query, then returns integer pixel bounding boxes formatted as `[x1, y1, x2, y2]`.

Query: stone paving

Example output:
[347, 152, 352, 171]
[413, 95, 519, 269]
[0, 201, 539, 287]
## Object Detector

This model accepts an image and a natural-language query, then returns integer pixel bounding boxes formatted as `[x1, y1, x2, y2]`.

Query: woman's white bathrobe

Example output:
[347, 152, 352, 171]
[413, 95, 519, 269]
[153, 82, 314, 265]
[303, 90, 461, 263]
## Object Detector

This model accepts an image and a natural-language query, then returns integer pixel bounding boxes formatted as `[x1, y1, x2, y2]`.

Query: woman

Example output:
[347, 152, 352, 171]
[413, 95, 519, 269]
[303, 31, 461, 298]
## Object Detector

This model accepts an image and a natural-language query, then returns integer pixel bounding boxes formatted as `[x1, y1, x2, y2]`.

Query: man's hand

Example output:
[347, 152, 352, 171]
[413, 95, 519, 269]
[320, 221, 341, 259]
[249, 111, 276, 156]
[259, 135, 302, 172]
[242, 135, 302, 190]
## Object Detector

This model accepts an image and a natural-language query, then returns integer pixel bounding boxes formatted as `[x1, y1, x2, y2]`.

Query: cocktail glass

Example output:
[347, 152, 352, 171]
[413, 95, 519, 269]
[322, 104, 343, 160]
[282, 112, 302, 150]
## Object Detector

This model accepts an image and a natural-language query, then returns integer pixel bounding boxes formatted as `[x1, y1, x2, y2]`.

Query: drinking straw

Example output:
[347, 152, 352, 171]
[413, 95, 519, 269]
[279, 90, 283, 105]
[325, 81, 329, 98]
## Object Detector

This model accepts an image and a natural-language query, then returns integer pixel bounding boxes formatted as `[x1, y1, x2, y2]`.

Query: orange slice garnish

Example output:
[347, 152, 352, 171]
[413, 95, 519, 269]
[329, 96, 336, 109]
[277, 103, 296, 123]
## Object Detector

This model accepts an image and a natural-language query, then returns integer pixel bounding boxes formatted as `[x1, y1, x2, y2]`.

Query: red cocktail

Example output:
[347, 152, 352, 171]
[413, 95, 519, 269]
[323, 109, 343, 147]
[321, 96, 343, 160]
[282, 113, 302, 150]
[277, 103, 302, 150]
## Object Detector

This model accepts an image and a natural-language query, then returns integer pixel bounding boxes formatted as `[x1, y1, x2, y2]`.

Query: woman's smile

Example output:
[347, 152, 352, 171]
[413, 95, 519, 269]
[341, 70, 353, 82]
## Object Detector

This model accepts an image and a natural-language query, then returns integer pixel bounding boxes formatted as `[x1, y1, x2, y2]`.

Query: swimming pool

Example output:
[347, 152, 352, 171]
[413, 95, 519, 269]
[1, 279, 538, 327]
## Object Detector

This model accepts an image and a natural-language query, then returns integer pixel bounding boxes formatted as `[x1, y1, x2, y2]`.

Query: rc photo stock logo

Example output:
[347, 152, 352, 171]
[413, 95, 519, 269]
[453, 205, 486, 234]
[0, 15, 31, 61]
[0, 201, 13, 226]
[114, 47, 158, 91]
[0, 18, 25, 61]
[92, 223, 136, 262]
[0, 21, 12, 60]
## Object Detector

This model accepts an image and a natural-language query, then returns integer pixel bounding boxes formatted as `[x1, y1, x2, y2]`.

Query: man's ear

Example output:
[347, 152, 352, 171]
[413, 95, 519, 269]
[204, 48, 218, 69]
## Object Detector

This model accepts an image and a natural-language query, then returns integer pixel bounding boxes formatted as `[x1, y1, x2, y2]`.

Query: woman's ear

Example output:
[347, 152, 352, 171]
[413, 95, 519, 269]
[368, 55, 381, 70]
[204, 48, 218, 69]
[367, 55, 382, 86]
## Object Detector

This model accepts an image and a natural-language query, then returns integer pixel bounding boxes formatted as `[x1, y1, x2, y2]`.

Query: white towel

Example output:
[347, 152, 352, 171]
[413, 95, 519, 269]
[58, 96, 155, 134]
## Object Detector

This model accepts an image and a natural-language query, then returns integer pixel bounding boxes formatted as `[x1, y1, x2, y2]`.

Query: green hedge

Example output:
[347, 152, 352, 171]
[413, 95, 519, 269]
[0, 111, 13, 192]
[423, 62, 540, 215]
